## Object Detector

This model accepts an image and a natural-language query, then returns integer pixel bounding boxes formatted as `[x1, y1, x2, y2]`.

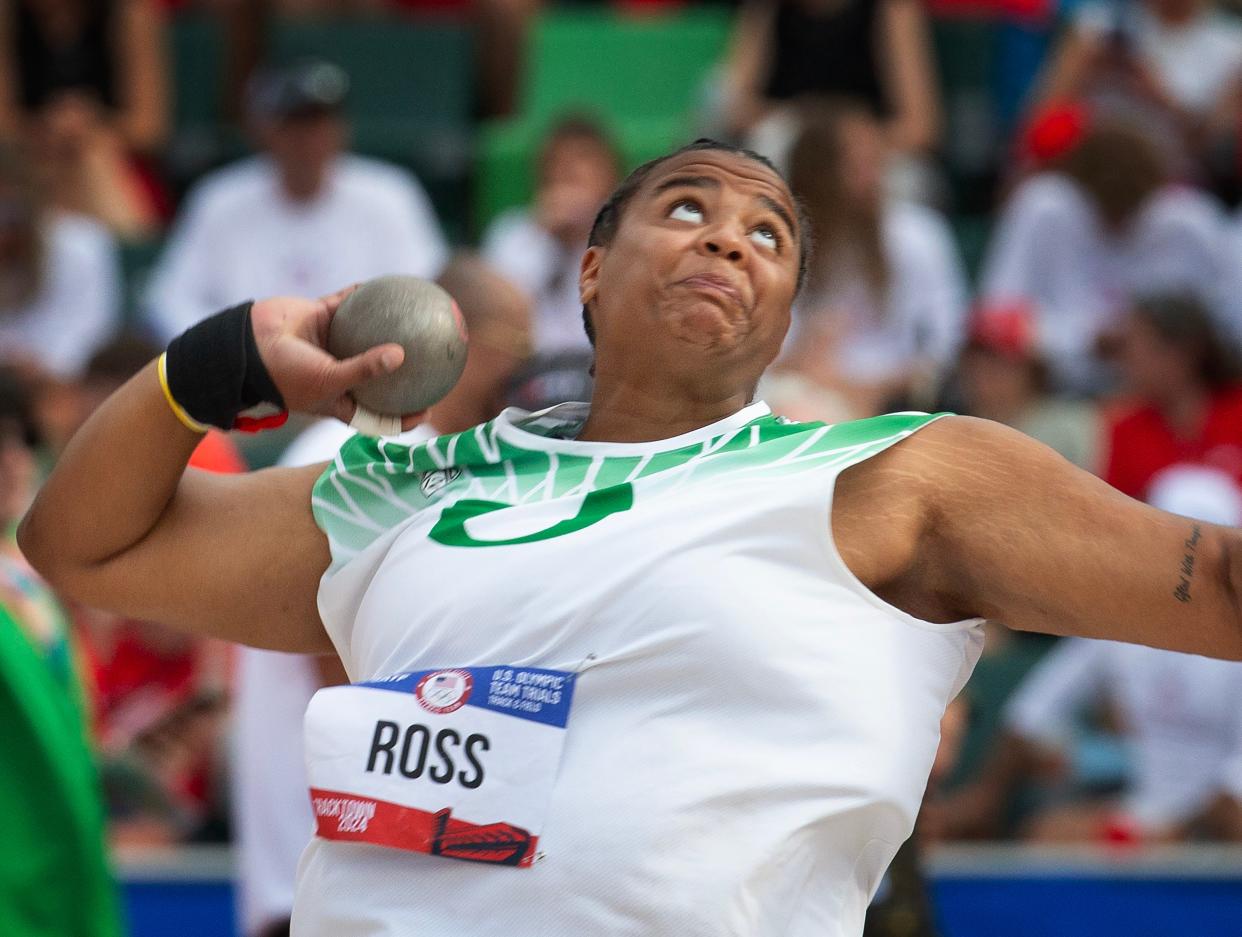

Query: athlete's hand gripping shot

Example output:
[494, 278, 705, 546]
[19, 140, 1242, 937]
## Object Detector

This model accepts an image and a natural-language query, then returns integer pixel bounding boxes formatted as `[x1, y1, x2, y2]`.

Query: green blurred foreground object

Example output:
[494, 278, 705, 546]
[0, 601, 124, 937]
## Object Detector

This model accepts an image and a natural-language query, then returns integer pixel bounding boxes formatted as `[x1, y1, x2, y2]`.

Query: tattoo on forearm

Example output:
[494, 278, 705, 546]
[1173, 524, 1202, 604]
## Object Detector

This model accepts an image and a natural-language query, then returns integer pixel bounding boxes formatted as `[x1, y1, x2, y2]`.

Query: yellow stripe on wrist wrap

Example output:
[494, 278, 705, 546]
[157, 352, 210, 434]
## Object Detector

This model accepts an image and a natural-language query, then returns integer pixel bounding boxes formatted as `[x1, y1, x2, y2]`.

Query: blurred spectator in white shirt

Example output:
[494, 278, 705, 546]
[978, 110, 1228, 393]
[926, 464, 1242, 843]
[482, 115, 620, 357]
[144, 59, 447, 342]
[775, 102, 967, 418]
[0, 143, 119, 379]
[1032, 0, 1242, 173]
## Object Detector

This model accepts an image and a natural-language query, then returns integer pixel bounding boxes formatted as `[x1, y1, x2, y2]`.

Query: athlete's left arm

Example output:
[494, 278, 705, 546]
[918, 416, 1242, 660]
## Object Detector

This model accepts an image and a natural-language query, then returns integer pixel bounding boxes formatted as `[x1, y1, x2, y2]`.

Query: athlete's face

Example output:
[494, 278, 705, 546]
[580, 151, 801, 384]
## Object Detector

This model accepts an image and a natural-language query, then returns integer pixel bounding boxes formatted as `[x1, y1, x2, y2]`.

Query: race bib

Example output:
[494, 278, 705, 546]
[305, 665, 576, 868]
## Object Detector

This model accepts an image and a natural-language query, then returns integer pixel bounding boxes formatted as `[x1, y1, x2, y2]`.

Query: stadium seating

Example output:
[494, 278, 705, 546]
[475, 8, 732, 235]
[166, 13, 239, 194]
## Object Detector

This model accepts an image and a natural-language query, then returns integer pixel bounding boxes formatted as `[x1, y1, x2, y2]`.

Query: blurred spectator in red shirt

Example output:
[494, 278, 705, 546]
[1102, 291, 1242, 500]
[0, 0, 171, 237]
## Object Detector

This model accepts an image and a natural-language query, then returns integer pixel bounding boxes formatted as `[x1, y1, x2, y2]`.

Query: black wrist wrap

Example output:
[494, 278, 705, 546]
[165, 301, 286, 430]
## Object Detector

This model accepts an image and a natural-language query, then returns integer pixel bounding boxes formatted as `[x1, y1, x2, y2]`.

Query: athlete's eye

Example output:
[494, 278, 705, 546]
[750, 225, 780, 251]
[669, 200, 704, 223]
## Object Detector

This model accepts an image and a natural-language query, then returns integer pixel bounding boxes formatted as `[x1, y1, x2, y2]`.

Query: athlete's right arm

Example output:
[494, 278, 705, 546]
[17, 289, 416, 653]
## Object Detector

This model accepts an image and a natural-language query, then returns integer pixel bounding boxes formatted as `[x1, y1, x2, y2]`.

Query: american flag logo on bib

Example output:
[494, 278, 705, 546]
[415, 669, 473, 714]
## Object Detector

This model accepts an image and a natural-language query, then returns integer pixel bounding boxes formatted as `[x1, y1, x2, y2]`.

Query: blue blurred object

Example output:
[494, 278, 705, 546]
[929, 845, 1242, 936]
[124, 880, 237, 937]
[934, 876, 1242, 937]
[120, 845, 1242, 937]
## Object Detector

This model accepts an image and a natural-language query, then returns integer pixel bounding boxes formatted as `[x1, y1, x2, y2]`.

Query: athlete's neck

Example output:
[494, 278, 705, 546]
[576, 377, 754, 443]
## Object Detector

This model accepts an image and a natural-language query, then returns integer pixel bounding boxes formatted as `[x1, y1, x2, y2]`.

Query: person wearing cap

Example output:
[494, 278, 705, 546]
[1103, 291, 1242, 500]
[956, 303, 1099, 472]
[143, 59, 448, 343]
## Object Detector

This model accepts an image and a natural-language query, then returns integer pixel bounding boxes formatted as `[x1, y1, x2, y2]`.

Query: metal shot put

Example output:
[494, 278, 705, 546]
[328, 276, 468, 436]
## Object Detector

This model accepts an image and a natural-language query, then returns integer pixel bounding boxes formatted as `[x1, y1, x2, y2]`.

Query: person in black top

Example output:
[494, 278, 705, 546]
[722, 0, 941, 159]
[0, 0, 169, 237]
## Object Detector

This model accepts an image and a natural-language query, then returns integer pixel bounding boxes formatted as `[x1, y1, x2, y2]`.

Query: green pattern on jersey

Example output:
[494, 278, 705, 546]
[429, 484, 636, 547]
[312, 409, 945, 562]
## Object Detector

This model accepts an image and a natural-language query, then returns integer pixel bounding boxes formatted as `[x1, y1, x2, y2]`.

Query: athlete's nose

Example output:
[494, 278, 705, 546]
[700, 227, 745, 264]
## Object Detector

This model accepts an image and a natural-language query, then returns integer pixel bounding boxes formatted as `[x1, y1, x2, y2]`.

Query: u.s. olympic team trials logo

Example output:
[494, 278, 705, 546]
[415, 669, 474, 714]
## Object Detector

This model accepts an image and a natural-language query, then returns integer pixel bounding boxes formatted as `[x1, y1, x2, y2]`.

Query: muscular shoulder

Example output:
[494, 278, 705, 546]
[834, 415, 1052, 620]
[880, 414, 1056, 499]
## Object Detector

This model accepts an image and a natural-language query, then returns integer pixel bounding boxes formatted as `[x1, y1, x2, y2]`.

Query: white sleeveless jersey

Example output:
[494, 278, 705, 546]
[296, 401, 983, 937]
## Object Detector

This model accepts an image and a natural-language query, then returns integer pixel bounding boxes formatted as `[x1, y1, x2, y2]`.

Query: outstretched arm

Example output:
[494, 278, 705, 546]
[18, 290, 417, 653]
[916, 417, 1242, 659]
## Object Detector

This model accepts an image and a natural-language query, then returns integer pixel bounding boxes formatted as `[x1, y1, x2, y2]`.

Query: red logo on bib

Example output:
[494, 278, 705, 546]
[414, 670, 473, 714]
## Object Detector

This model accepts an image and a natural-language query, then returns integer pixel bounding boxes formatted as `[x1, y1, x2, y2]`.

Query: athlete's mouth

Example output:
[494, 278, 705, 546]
[678, 274, 746, 309]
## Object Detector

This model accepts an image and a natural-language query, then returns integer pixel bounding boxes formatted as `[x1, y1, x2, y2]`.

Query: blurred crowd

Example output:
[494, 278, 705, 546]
[4, 0, 1242, 935]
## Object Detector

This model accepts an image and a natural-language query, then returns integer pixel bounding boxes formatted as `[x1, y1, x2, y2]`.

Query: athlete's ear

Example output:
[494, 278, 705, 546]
[580, 245, 603, 307]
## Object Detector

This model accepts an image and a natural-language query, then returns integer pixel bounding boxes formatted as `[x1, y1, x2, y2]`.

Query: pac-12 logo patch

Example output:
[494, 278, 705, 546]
[415, 669, 473, 714]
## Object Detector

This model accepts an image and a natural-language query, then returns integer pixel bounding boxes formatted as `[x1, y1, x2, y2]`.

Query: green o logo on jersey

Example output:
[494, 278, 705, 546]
[429, 484, 634, 548]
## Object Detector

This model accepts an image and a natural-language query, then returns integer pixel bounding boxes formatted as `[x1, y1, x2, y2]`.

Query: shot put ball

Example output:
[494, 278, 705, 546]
[327, 275, 468, 415]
